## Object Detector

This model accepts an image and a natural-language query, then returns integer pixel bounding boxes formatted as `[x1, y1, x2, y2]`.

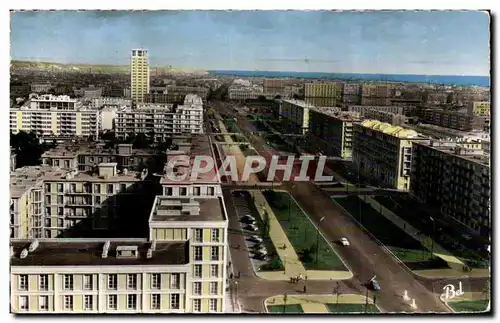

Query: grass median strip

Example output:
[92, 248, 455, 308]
[263, 190, 346, 271]
[326, 303, 379, 313]
[267, 304, 304, 313]
[332, 196, 449, 271]
[448, 300, 489, 313]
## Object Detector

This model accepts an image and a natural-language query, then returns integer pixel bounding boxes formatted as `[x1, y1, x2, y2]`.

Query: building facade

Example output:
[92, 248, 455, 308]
[307, 108, 359, 159]
[420, 109, 489, 131]
[10, 94, 99, 138]
[467, 101, 490, 117]
[278, 99, 312, 135]
[360, 84, 392, 106]
[131, 49, 150, 103]
[352, 120, 427, 190]
[411, 140, 490, 237]
[304, 82, 342, 100]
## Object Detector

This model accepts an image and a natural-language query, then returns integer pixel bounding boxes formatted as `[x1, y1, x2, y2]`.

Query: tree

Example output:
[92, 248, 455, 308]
[10, 131, 46, 167]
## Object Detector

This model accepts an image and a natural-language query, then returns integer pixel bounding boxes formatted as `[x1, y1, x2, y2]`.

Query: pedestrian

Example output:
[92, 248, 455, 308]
[238, 271, 241, 278]
[230, 273, 234, 280]
[303, 285, 307, 293]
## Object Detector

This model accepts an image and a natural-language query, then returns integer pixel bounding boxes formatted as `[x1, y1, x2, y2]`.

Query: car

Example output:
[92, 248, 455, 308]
[371, 279, 381, 291]
[246, 224, 259, 232]
[250, 235, 264, 243]
[340, 237, 350, 246]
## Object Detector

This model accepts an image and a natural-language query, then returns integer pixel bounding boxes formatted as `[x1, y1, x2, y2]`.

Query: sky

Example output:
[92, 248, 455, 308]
[10, 10, 490, 76]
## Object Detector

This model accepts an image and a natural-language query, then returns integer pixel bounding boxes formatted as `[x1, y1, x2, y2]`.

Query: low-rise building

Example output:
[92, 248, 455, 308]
[307, 108, 360, 159]
[352, 120, 428, 190]
[411, 139, 490, 237]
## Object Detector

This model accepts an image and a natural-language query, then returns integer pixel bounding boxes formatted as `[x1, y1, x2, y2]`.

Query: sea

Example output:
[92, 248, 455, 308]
[207, 70, 490, 87]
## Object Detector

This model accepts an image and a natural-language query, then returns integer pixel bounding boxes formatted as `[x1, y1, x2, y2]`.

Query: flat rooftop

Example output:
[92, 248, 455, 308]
[10, 240, 188, 267]
[150, 196, 226, 223]
[160, 135, 219, 185]
[281, 99, 315, 108]
[419, 141, 490, 167]
[10, 166, 60, 198]
[42, 168, 146, 183]
[309, 106, 361, 121]
[41, 143, 158, 158]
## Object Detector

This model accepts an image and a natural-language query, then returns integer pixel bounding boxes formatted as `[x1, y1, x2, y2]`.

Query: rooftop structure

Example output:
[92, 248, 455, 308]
[149, 196, 226, 223]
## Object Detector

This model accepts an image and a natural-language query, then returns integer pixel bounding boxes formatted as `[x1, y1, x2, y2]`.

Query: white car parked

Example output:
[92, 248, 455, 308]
[340, 237, 350, 246]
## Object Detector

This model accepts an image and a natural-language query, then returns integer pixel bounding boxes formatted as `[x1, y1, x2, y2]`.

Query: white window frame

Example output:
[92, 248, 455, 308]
[209, 299, 218, 312]
[170, 294, 180, 310]
[194, 246, 203, 261]
[151, 294, 161, 310]
[19, 275, 28, 291]
[151, 273, 161, 290]
[127, 274, 137, 290]
[193, 282, 202, 295]
[108, 274, 117, 290]
[211, 229, 220, 242]
[83, 274, 93, 290]
[211, 246, 219, 261]
[210, 282, 218, 295]
[39, 295, 49, 311]
[210, 264, 219, 278]
[194, 229, 203, 242]
[127, 294, 137, 310]
[107, 295, 117, 310]
[63, 295, 73, 311]
[39, 274, 48, 291]
[19, 296, 29, 311]
[194, 264, 202, 278]
[193, 299, 201, 312]
[84, 295, 93, 311]
[63, 274, 73, 290]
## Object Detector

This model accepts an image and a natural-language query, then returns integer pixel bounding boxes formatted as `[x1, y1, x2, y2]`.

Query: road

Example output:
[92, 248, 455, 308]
[211, 100, 487, 313]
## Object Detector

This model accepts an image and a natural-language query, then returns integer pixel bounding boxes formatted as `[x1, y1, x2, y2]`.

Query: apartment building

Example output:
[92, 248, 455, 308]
[364, 109, 408, 126]
[74, 86, 103, 99]
[115, 94, 204, 140]
[10, 94, 99, 138]
[347, 105, 405, 117]
[342, 83, 361, 105]
[10, 166, 60, 239]
[304, 82, 342, 100]
[411, 140, 490, 237]
[467, 101, 490, 117]
[278, 99, 312, 135]
[131, 49, 150, 103]
[10, 238, 193, 313]
[41, 142, 164, 173]
[307, 108, 360, 159]
[360, 84, 392, 106]
[10, 163, 148, 239]
[148, 195, 229, 312]
[263, 79, 285, 95]
[420, 109, 489, 131]
[352, 120, 428, 190]
[160, 135, 221, 198]
[166, 85, 209, 100]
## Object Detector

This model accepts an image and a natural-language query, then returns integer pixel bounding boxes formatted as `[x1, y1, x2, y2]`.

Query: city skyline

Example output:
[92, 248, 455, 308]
[11, 10, 490, 76]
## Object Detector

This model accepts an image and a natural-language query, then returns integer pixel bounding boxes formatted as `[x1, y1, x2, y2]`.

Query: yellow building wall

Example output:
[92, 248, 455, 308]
[51, 112, 58, 135]
[17, 194, 30, 239]
[152, 228, 187, 240]
[16, 111, 23, 132]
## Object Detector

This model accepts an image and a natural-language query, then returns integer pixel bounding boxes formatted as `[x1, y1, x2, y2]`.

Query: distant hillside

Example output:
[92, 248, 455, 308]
[10, 60, 208, 75]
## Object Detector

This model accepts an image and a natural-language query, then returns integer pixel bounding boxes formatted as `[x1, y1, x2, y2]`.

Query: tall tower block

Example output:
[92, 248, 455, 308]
[131, 49, 150, 103]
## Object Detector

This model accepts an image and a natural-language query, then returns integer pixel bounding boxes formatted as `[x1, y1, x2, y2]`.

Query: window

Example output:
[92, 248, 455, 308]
[170, 273, 180, 289]
[151, 294, 161, 310]
[39, 274, 48, 291]
[193, 282, 202, 295]
[211, 229, 220, 242]
[210, 282, 218, 295]
[45, 183, 51, 193]
[107, 295, 117, 310]
[194, 246, 203, 261]
[63, 274, 73, 290]
[57, 183, 64, 193]
[211, 246, 219, 261]
[94, 184, 100, 194]
[107, 184, 114, 194]
[194, 264, 202, 278]
[165, 187, 173, 196]
[170, 294, 180, 310]
[151, 273, 161, 289]
[84, 295, 93, 311]
[127, 294, 137, 310]
[209, 299, 218, 312]
[108, 274, 117, 290]
[70, 183, 76, 193]
[193, 187, 201, 195]
[19, 275, 28, 291]
[210, 264, 219, 278]
[208, 187, 215, 196]
[39, 296, 49, 311]
[19, 296, 29, 311]
[127, 274, 137, 289]
[64, 295, 73, 311]
[120, 184, 127, 192]
[193, 299, 201, 312]
[83, 274, 93, 290]
[194, 229, 203, 242]
[179, 187, 187, 196]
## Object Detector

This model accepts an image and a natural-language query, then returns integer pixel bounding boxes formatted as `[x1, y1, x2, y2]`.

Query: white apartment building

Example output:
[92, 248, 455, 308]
[347, 105, 405, 116]
[115, 95, 204, 141]
[10, 94, 99, 138]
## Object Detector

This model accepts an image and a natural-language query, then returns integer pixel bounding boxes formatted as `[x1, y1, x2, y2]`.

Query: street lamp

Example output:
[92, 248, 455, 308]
[315, 216, 325, 266]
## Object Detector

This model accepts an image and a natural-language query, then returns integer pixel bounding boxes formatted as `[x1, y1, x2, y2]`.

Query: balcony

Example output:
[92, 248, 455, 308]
[65, 201, 92, 207]
[66, 190, 92, 195]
